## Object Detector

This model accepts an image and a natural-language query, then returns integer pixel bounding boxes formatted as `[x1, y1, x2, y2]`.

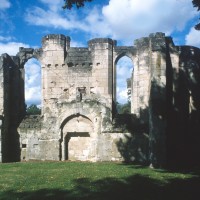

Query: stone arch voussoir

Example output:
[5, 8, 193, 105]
[17, 48, 42, 68]
[114, 47, 136, 65]
[60, 113, 95, 161]
[60, 113, 93, 131]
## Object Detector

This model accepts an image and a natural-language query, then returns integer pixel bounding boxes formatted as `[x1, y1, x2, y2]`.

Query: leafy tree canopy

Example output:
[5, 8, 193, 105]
[26, 104, 41, 115]
[63, 0, 93, 9]
[193, 0, 200, 9]
[192, 0, 200, 30]
[116, 102, 131, 114]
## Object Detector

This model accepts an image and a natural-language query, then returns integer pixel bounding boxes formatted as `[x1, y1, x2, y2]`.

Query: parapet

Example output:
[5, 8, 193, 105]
[134, 32, 167, 51]
[149, 32, 165, 38]
[42, 34, 71, 49]
[88, 38, 114, 45]
[134, 37, 149, 51]
[88, 38, 116, 50]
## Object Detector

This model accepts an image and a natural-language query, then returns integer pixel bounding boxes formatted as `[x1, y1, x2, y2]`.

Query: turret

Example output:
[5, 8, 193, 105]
[41, 34, 70, 65]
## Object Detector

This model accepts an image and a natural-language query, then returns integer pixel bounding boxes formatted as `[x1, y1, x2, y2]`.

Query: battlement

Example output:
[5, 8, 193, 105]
[88, 38, 114, 45]
[88, 38, 117, 50]
[149, 32, 165, 38]
[42, 34, 71, 50]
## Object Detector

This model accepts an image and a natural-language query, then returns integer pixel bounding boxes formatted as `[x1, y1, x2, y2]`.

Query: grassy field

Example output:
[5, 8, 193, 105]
[0, 161, 200, 200]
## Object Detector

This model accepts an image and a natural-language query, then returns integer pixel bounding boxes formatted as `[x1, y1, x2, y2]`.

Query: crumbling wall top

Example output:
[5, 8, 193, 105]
[134, 32, 167, 52]
[42, 34, 70, 49]
[149, 32, 165, 38]
[19, 115, 42, 129]
[88, 38, 116, 46]
[42, 34, 70, 43]
[134, 37, 149, 51]
[16, 47, 42, 68]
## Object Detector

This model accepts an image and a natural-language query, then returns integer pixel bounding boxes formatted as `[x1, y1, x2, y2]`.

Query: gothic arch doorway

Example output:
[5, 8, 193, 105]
[61, 114, 94, 161]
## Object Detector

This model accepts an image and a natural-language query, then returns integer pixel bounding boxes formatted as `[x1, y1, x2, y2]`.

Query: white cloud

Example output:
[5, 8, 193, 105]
[25, 86, 41, 106]
[185, 28, 200, 48]
[25, 58, 41, 106]
[0, 6, 14, 34]
[0, 42, 30, 55]
[0, 0, 11, 10]
[83, 7, 112, 38]
[116, 56, 133, 103]
[0, 35, 13, 41]
[70, 40, 85, 47]
[25, 4, 110, 38]
[102, 0, 198, 42]
[39, 0, 63, 12]
[26, 7, 69, 29]
[24, 0, 198, 45]
[25, 6, 88, 31]
[117, 88, 128, 103]
[117, 57, 133, 75]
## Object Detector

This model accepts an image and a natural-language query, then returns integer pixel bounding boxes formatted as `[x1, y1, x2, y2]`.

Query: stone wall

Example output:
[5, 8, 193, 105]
[0, 53, 25, 162]
[166, 45, 200, 168]
[19, 115, 42, 160]
[0, 32, 200, 168]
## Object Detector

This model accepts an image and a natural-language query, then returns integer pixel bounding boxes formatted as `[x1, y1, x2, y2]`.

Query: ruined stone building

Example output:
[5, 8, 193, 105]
[0, 32, 200, 168]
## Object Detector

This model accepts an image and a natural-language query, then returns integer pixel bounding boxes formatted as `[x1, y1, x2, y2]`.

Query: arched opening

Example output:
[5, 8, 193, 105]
[115, 56, 133, 114]
[61, 114, 94, 161]
[24, 58, 41, 113]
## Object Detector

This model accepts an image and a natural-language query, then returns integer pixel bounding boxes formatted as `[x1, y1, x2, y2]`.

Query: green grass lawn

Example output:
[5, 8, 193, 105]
[0, 161, 200, 200]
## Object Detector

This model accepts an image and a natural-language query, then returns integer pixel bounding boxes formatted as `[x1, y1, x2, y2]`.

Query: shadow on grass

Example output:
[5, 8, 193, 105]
[1, 172, 200, 200]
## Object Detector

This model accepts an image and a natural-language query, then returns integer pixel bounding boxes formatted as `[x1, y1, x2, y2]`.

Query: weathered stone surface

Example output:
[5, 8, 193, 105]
[0, 32, 200, 168]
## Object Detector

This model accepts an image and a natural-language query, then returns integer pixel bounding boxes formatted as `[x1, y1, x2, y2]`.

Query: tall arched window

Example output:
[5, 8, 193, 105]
[24, 58, 41, 107]
[115, 56, 133, 113]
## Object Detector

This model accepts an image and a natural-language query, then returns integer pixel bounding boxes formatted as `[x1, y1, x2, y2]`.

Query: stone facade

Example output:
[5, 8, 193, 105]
[0, 32, 200, 168]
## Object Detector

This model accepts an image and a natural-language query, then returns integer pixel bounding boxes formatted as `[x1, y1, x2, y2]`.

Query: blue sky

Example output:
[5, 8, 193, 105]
[0, 0, 199, 105]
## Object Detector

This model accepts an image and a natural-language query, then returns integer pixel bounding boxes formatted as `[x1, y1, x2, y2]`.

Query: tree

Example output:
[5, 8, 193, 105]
[192, 0, 200, 30]
[63, 0, 93, 9]
[116, 102, 131, 114]
[26, 104, 41, 115]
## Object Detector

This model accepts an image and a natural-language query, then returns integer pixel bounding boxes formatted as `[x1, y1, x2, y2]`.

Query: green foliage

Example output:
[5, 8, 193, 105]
[192, 0, 200, 30]
[0, 162, 199, 200]
[26, 104, 41, 115]
[117, 101, 131, 114]
[63, 0, 93, 9]
[192, 0, 200, 10]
